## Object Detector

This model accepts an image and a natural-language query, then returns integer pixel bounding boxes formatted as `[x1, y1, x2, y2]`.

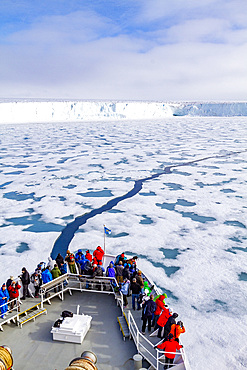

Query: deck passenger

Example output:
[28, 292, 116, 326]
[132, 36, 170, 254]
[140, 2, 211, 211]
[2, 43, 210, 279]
[92, 264, 103, 278]
[55, 253, 64, 269]
[85, 250, 92, 262]
[126, 255, 138, 266]
[130, 278, 141, 310]
[129, 262, 137, 279]
[141, 294, 156, 334]
[0, 284, 9, 318]
[41, 266, 53, 283]
[6, 276, 14, 289]
[60, 262, 67, 275]
[157, 307, 172, 338]
[35, 264, 43, 282]
[8, 281, 21, 310]
[152, 295, 166, 329]
[106, 262, 116, 278]
[121, 278, 130, 308]
[136, 270, 144, 292]
[162, 313, 179, 340]
[156, 333, 183, 369]
[115, 252, 126, 265]
[115, 261, 124, 284]
[83, 260, 93, 275]
[41, 267, 53, 298]
[47, 256, 56, 271]
[31, 271, 42, 298]
[65, 250, 76, 274]
[123, 264, 131, 281]
[51, 264, 61, 279]
[20, 267, 31, 300]
[93, 246, 105, 265]
[170, 321, 186, 343]
[143, 281, 153, 296]
[51, 264, 62, 292]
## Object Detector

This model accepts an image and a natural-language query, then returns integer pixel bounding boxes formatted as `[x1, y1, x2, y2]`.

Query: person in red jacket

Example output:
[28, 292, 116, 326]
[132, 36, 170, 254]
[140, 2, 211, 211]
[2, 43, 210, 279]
[156, 333, 183, 369]
[93, 246, 105, 265]
[85, 250, 92, 262]
[8, 281, 21, 311]
[152, 295, 166, 329]
[156, 307, 171, 338]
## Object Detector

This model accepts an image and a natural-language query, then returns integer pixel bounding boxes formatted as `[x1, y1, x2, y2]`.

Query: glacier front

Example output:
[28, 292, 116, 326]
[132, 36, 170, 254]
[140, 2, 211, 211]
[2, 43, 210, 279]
[0, 100, 247, 124]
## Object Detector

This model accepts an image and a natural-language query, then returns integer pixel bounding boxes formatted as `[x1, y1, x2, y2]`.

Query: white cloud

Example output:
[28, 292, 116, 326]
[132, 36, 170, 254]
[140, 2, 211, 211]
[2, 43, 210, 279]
[0, 1, 247, 100]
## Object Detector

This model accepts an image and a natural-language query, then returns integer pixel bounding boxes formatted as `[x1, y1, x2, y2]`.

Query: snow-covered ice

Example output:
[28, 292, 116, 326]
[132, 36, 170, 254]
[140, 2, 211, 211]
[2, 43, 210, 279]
[0, 102, 247, 369]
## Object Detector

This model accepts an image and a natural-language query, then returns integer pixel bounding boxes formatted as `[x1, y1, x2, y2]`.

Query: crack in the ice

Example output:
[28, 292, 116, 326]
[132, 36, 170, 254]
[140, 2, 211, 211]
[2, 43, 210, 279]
[51, 149, 246, 258]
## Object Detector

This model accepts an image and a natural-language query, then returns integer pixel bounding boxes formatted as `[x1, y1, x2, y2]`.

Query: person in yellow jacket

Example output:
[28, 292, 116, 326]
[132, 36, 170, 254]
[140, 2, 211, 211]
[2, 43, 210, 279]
[170, 321, 185, 343]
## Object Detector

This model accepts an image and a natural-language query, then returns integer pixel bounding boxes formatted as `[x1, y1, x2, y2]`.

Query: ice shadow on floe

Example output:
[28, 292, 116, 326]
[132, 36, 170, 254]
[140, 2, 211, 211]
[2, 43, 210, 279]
[51, 149, 247, 259]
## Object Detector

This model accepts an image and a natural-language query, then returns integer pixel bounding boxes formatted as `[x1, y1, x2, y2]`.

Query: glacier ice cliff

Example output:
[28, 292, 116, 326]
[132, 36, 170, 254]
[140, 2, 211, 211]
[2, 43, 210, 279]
[0, 100, 247, 124]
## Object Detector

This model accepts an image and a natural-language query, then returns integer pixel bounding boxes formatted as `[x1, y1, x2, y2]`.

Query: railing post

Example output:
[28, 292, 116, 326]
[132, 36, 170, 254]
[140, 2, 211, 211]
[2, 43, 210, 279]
[41, 290, 44, 309]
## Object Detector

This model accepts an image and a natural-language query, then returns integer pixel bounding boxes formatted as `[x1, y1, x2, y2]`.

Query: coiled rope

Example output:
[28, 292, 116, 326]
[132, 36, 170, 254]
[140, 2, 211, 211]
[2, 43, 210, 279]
[0, 346, 13, 370]
[65, 358, 97, 370]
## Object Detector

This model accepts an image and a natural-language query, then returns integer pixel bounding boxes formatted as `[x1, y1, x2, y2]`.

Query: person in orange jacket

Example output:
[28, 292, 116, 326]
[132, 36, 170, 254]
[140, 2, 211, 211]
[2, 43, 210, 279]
[152, 295, 166, 329]
[156, 333, 183, 369]
[170, 321, 185, 343]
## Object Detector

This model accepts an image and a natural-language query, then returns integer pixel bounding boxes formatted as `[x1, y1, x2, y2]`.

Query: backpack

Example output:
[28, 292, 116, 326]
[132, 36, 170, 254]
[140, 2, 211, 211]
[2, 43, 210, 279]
[54, 319, 63, 327]
[61, 310, 73, 318]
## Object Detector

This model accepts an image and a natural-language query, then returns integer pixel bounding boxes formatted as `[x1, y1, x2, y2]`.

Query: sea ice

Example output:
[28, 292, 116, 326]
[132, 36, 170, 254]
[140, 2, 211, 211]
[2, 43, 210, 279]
[0, 115, 246, 370]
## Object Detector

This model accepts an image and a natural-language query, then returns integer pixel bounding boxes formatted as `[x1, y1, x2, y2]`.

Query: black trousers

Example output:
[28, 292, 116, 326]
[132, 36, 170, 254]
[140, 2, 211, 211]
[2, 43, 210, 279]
[157, 324, 163, 338]
[23, 284, 30, 298]
[123, 294, 128, 306]
[142, 315, 152, 333]
[164, 357, 174, 369]
[34, 286, 40, 297]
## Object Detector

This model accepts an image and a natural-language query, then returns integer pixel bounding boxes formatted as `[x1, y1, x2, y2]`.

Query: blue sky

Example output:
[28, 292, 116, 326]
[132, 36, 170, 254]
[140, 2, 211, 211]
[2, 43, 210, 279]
[0, 0, 247, 100]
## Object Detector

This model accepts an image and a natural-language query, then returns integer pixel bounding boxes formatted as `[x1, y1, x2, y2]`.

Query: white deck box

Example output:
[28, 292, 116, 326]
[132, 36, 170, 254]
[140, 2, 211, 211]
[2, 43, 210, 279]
[51, 314, 92, 344]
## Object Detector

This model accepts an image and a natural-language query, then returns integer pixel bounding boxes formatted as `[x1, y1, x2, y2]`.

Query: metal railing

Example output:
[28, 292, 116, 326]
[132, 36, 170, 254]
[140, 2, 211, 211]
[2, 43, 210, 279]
[127, 309, 188, 370]
[39, 273, 120, 309]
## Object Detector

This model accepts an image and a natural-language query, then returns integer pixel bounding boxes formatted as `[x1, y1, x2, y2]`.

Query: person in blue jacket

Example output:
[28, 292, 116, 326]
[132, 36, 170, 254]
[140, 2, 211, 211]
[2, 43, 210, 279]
[120, 278, 130, 308]
[75, 250, 88, 273]
[0, 284, 10, 318]
[106, 262, 116, 278]
[60, 262, 68, 275]
[41, 267, 53, 284]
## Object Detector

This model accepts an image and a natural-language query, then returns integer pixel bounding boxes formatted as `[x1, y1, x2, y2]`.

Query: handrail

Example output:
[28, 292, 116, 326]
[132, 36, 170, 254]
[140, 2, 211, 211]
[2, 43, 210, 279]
[128, 310, 186, 370]
[39, 273, 118, 307]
